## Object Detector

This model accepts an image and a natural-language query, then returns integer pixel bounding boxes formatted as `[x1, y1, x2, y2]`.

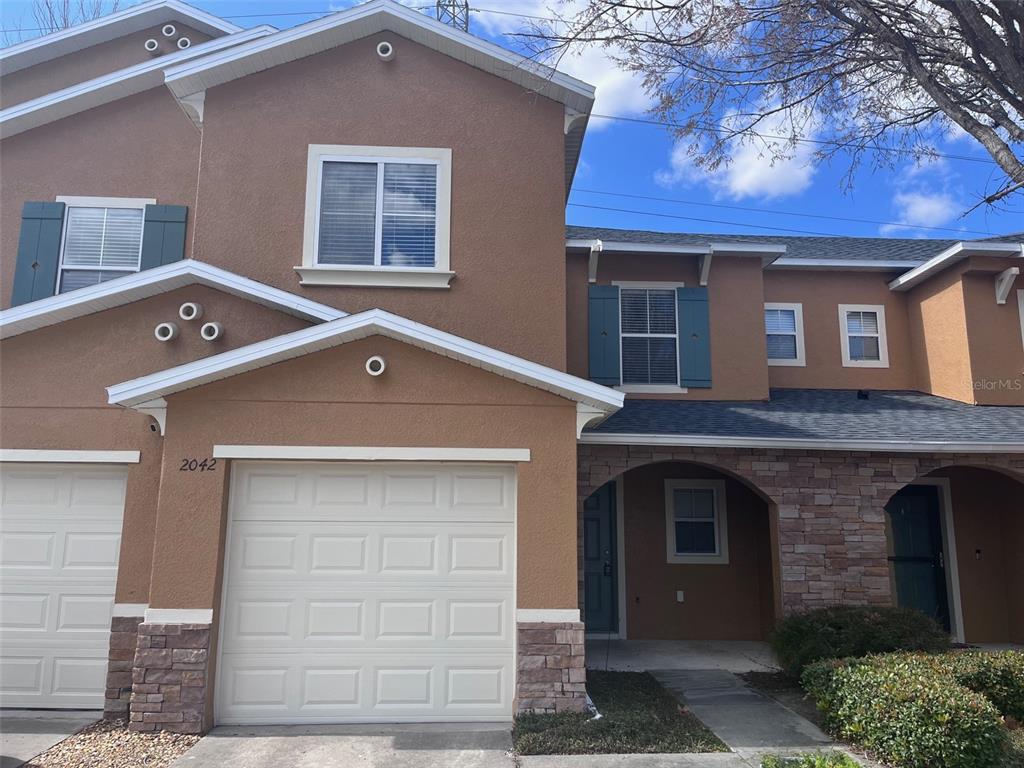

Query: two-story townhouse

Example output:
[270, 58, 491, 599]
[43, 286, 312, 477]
[0, 0, 1021, 737]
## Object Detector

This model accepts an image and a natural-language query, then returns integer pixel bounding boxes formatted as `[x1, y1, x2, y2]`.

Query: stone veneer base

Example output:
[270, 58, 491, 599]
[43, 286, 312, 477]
[516, 620, 587, 714]
[104, 616, 143, 718]
[129, 622, 212, 734]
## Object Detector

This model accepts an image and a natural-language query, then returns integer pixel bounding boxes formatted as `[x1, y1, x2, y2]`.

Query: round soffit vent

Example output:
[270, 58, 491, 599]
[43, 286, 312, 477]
[154, 322, 179, 342]
[376, 40, 395, 61]
[365, 355, 387, 376]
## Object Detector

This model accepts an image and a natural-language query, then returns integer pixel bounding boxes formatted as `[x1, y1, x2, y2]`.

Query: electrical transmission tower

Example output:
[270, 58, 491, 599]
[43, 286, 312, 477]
[436, 0, 470, 32]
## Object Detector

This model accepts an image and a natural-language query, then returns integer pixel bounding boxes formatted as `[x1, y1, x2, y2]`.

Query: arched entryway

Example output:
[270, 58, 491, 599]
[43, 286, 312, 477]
[884, 465, 1024, 645]
[581, 460, 779, 641]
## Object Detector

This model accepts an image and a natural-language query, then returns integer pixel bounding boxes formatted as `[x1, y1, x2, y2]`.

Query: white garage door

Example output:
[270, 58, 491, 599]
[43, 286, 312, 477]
[217, 462, 515, 724]
[0, 464, 126, 709]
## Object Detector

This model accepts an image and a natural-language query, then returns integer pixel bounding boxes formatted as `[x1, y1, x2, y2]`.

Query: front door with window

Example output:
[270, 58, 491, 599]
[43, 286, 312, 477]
[583, 482, 618, 634]
[885, 485, 951, 631]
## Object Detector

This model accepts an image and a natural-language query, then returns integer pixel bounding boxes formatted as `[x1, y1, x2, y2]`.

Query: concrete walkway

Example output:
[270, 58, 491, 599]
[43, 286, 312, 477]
[586, 640, 779, 674]
[0, 710, 99, 768]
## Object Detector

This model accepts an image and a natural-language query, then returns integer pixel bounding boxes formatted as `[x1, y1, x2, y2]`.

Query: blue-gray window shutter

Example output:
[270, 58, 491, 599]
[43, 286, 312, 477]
[10, 201, 66, 307]
[140, 204, 188, 269]
[588, 284, 621, 386]
[677, 286, 712, 388]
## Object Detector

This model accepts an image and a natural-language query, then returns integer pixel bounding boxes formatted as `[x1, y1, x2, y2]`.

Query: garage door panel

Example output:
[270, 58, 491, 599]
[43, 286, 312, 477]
[219, 462, 515, 724]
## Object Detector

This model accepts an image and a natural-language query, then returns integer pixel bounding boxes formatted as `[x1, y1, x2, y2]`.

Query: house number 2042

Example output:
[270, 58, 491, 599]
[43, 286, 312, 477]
[180, 458, 217, 472]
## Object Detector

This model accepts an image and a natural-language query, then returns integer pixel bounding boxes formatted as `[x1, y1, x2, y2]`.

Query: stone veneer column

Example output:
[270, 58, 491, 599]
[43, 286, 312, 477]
[516, 621, 587, 713]
[104, 615, 144, 718]
[129, 623, 212, 733]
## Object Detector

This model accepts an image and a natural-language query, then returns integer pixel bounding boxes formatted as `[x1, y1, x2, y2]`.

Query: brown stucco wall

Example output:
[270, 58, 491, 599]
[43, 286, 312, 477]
[0, 24, 211, 109]
[620, 462, 775, 640]
[763, 270, 915, 391]
[0, 88, 201, 309]
[0, 286, 311, 601]
[144, 336, 580, 611]
[962, 271, 1024, 406]
[907, 267, 972, 403]
[931, 466, 1024, 643]
[566, 251, 770, 400]
[191, 33, 568, 369]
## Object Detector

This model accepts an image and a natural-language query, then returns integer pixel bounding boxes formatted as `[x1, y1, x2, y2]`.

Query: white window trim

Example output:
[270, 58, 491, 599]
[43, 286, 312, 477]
[613, 281, 687, 392]
[298, 144, 453, 289]
[54, 195, 154, 293]
[765, 302, 806, 367]
[1017, 289, 1024, 352]
[665, 479, 728, 565]
[838, 303, 889, 368]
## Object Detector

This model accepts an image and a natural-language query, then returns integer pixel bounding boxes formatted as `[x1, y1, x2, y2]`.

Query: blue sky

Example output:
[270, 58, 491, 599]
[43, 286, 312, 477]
[3, 0, 1021, 240]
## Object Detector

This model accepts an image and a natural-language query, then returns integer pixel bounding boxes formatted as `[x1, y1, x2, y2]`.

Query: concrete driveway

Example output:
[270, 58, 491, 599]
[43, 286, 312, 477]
[0, 710, 99, 768]
[170, 723, 514, 768]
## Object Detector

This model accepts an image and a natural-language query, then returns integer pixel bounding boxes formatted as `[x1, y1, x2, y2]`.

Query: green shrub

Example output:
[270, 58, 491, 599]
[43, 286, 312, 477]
[802, 654, 1010, 768]
[761, 752, 861, 767]
[946, 651, 1024, 721]
[770, 606, 950, 676]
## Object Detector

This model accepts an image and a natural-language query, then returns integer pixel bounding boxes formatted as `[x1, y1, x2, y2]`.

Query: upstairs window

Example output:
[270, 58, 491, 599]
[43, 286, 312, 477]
[620, 286, 678, 386]
[56, 197, 152, 294]
[839, 304, 889, 368]
[301, 145, 452, 288]
[765, 302, 805, 366]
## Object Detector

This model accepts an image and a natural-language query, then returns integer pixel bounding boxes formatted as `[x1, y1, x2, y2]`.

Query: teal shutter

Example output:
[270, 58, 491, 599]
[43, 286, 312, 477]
[140, 205, 188, 269]
[588, 284, 621, 386]
[10, 201, 66, 306]
[677, 287, 712, 388]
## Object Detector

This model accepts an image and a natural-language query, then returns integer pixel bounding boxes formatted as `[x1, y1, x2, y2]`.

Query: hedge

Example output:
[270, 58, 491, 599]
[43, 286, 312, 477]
[770, 606, 950, 676]
[802, 652, 1023, 768]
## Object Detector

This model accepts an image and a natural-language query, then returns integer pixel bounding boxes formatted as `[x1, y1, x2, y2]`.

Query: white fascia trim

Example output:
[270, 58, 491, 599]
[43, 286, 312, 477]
[0, 25, 275, 139]
[579, 433, 1024, 454]
[144, 608, 213, 624]
[567, 239, 710, 255]
[0, 449, 141, 463]
[0, 0, 242, 74]
[770, 258, 926, 271]
[108, 308, 625, 412]
[516, 609, 580, 623]
[113, 603, 149, 617]
[709, 242, 787, 255]
[164, 0, 594, 113]
[213, 445, 531, 462]
[888, 242, 1024, 291]
[0, 259, 345, 340]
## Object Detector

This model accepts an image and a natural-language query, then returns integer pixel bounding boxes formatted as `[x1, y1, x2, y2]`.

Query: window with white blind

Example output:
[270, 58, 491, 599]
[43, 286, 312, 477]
[665, 479, 728, 564]
[55, 196, 153, 294]
[839, 304, 889, 368]
[300, 145, 452, 288]
[619, 285, 681, 389]
[765, 302, 805, 366]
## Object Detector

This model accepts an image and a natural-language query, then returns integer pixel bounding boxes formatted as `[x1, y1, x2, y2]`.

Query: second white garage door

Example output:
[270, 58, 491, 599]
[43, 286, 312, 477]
[217, 462, 515, 724]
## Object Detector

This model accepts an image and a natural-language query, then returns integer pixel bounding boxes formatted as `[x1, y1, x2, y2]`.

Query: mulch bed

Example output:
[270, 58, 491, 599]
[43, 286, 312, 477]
[24, 718, 200, 768]
[513, 670, 727, 755]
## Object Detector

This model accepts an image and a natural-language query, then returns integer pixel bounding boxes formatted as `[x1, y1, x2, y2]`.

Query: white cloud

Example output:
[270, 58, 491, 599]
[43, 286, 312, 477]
[879, 190, 960, 235]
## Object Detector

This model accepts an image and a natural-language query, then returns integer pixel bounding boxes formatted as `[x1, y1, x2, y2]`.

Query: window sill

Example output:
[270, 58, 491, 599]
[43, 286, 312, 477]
[768, 358, 806, 367]
[841, 359, 889, 369]
[617, 385, 689, 394]
[295, 266, 454, 289]
[667, 553, 730, 565]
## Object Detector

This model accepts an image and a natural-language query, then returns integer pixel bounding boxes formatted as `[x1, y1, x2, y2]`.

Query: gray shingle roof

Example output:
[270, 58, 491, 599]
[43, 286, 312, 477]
[566, 225, 1022, 263]
[586, 389, 1024, 443]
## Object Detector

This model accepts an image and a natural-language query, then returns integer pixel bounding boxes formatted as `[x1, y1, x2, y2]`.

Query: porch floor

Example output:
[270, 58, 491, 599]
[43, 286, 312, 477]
[585, 640, 779, 674]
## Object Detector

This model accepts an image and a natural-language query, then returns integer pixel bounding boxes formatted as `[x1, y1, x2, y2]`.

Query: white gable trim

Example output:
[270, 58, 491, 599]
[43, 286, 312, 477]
[107, 308, 625, 412]
[0, 0, 241, 75]
[888, 241, 1024, 291]
[0, 260, 345, 340]
[0, 26, 274, 139]
[162, 0, 595, 113]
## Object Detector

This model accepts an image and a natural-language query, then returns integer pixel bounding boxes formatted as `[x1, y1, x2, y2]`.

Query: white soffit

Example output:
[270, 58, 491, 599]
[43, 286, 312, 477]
[107, 308, 625, 412]
[0, 25, 274, 139]
[162, 0, 596, 114]
[888, 241, 1024, 291]
[0, 0, 242, 75]
[0, 260, 345, 340]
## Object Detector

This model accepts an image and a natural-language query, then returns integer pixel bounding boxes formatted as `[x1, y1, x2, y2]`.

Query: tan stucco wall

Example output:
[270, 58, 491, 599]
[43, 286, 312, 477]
[962, 271, 1024, 405]
[0, 286, 311, 601]
[0, 24, 211, 109]
[191, 33, 568, 369]
[931, 466, 1024, 644]
[620, 462, 775, 640]
[907, 267, 972, 403]
[145, 336, 580, 611]
[763, 270, 915, 391]
[566, 251, 770, 400]
[0, 88, 201, 309]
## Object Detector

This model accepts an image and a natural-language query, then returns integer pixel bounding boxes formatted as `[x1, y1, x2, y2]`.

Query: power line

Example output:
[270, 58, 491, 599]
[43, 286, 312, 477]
[567, 202, 842, 236]
[570, 187, 993, 236]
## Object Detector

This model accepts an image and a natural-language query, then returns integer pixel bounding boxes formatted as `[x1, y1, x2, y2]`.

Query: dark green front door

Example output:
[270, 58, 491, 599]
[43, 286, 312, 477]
[583, 482, 618, 633]
[885, 484, 950, 631]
